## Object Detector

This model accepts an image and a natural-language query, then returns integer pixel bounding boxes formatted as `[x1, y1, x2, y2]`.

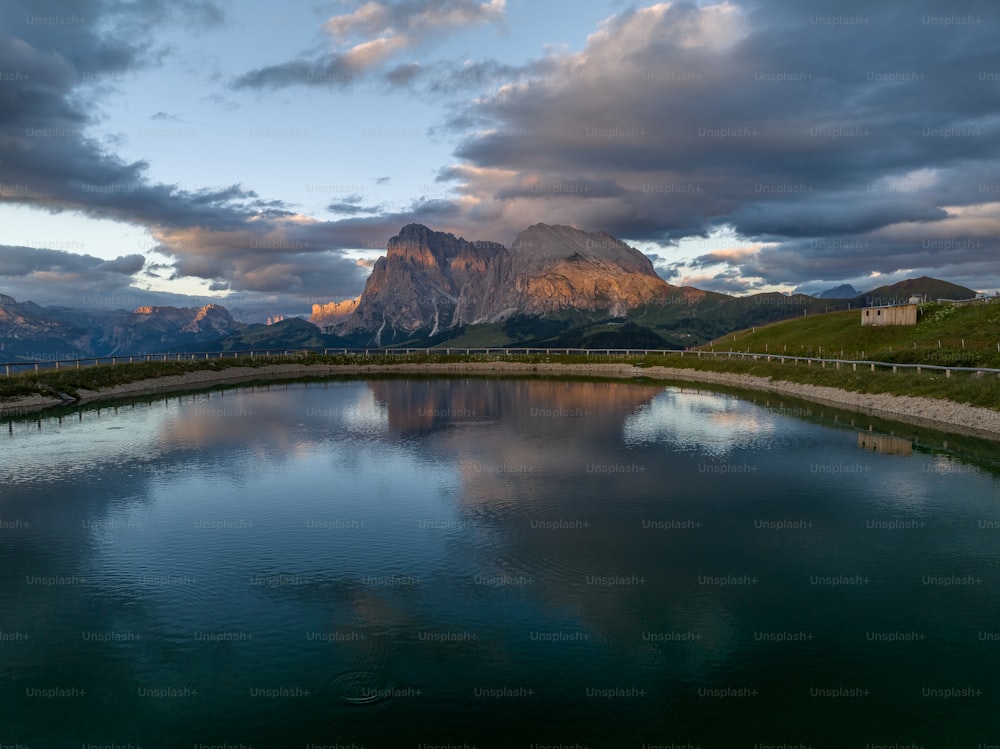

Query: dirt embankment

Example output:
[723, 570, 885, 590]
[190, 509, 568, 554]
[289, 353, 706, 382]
[1, 361, 998, 437]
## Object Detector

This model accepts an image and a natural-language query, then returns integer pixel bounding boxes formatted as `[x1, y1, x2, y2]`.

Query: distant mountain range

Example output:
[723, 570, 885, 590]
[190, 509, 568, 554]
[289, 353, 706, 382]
[0, 297, 241, 361]
[817, 284, 861, 299]
[308, 223, 977, 350]
[0, 224, 980, 360]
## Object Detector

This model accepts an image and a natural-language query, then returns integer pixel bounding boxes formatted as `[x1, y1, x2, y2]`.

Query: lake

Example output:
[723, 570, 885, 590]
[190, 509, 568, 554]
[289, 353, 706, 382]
[1, 377, 999, 747]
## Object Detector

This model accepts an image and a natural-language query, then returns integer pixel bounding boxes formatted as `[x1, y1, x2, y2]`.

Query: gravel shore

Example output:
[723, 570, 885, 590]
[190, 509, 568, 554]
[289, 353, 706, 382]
[2, 361, 998, 437]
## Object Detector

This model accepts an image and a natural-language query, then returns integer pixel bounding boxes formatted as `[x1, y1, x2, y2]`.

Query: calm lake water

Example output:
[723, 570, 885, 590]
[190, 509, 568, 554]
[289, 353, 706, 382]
[1, 377, 999, 747]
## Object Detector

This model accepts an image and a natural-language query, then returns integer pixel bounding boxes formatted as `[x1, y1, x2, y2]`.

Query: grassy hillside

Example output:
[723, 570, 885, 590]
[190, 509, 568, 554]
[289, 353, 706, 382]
[422, 311, 634, 349]
[215, 318, 328, 350]
[859, 276, 976, 304]
[173, 278, 976, 354]
[174, 317, 374, 352]
[702, 301, 1000, 367]
[419, 293, 853, 351]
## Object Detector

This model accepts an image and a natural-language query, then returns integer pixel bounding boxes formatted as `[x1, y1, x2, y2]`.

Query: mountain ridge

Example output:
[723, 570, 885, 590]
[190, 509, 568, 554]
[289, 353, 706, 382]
[0, 224, 981, 358]
[326, 222, 675, 344]
[307, 224, 976, 351]
[818, 284, 860, 299]
[0, 299, 243, 360]
[859, 276, 977, 304]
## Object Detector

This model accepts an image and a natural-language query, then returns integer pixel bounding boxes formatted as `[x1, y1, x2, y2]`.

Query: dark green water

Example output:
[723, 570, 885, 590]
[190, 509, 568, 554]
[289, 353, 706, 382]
[1, 378, 999, 748]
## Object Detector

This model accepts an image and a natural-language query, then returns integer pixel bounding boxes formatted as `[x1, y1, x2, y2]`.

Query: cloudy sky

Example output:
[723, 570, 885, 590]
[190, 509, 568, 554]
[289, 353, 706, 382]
[1, 0, 998, 320]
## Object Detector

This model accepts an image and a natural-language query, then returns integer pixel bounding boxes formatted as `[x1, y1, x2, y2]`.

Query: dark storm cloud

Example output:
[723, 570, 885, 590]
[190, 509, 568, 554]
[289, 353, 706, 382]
[442, 0, 1000, 287]
[0, 246, 143, 279]
[737, 232, 1000, 287]
[702, 269, 759, 295]
[0, 0, 383, 310]
[0, 0, 252, 232]
[495, 177, 627, 201]
[0, 245, 152, 308]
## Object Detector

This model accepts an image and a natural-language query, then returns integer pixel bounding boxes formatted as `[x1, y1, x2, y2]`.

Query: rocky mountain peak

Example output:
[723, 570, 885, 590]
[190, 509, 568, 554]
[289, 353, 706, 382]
[0, 294, 16, 307]
[192, 303, 230, 321]
[817, 284, 861, 299]
[331, 222, 674, 344]
[510, 223, 660, 277]
[333, 224, 507, 343]
[96, 304, 242, 354]
[387, 223, 436, 262]
[480, 223, 673, 320]
[386, 224, 503, 267]
[183, 304, 235, 334]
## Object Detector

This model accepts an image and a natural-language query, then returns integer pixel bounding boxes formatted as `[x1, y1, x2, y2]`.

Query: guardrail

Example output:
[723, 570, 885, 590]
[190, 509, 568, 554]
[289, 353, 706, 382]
[3, 347, 1000, 378]
[686, 350, 1000, 377]
[0, 347, 653, 375]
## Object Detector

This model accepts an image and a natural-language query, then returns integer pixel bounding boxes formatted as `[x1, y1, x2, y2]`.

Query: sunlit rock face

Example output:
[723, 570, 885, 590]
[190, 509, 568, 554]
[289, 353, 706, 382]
[310, 297, 360, 326]
[330, 223, 675, 344]
[331, 224, 507, 344]
[366, 377, 658, 439]
[481, 223, 673, 319]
